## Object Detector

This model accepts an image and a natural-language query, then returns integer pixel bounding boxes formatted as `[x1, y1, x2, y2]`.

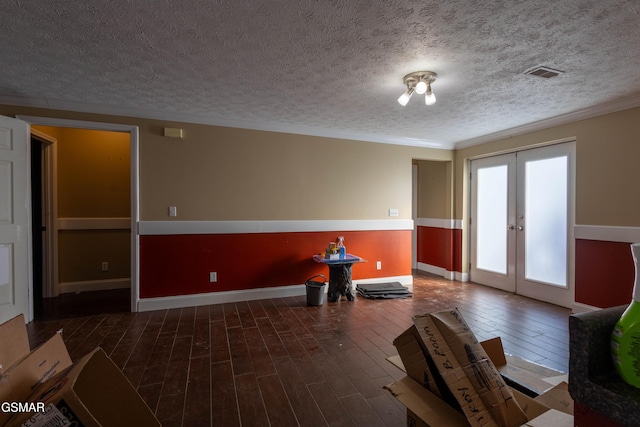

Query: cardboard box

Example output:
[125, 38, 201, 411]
[0, 315, 72, 427]
[387, 351, 573, 422]
[387, 378, 572, 427]
[388, 309, 574, 427]
[6, 348, 160, 427]
[413, 309, 527, 427]
[521, 410, 572, 427]
[392, 326, 444, 398]
[390, 335, 568, 399]
[532, 382, 573, 416]
[0, 315, 31, 372]
[0, 315, 160, 427]
[388, 376, 468, 427]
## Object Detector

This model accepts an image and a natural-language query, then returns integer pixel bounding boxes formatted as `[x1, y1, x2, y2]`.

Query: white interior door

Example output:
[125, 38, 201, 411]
[470, 142, 574, 308]
[0, 115, 31, 323]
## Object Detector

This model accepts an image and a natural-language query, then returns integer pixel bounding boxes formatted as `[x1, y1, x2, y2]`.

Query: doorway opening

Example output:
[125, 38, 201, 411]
[20, 116, 140, 320]
[412, 159, 457, 279]
[30, 130, 54, 319]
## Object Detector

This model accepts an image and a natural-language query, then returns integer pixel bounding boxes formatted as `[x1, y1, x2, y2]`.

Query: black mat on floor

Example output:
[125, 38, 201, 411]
[356, 282, 412, 299]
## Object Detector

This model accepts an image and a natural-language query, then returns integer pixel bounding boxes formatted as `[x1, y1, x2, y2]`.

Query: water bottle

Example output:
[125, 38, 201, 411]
[336, 236, 346, 259]
[611, 243, 640, 387]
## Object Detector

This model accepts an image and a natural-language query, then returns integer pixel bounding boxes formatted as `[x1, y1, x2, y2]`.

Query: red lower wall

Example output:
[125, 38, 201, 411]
[142, 225, 638, 307]
[417, 226, 462, 273]
[139, 229, 411, 298]
[575, 239, 635, 308]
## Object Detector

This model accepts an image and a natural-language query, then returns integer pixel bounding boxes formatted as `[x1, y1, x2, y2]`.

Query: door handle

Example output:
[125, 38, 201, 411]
[507, 225, 515, 230]
[517, 225, 524, 231]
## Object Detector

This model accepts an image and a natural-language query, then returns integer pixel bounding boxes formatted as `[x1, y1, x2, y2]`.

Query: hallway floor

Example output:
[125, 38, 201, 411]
[35, 288, 130, 321]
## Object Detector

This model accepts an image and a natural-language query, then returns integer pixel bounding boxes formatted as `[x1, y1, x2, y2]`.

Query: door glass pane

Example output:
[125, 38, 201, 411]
[477, 165, 508, 274]
[0, 244, 11, 305]
[525, 156, 567, 287]
[0, 244, 9, 287]
[0, 161, 11, 223]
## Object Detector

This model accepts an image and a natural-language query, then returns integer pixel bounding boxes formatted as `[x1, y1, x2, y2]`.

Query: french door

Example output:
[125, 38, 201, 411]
[470, 142, 574, 308]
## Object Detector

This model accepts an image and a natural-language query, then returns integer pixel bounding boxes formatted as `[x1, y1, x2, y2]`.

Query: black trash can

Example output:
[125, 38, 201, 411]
[305, 274, 327, 306]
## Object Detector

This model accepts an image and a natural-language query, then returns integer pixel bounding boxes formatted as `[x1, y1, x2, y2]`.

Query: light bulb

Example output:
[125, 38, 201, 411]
[397, 88, 414, 106]
[397, 93, 410, 106]
[415, 81, 427, 94]
[425, 84, 436, 105]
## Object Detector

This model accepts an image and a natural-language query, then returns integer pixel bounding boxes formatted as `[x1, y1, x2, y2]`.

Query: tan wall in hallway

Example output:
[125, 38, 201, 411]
[58, 230, 131, 282]
[414, 159, 452, 219]
[56, 128, 130, 218]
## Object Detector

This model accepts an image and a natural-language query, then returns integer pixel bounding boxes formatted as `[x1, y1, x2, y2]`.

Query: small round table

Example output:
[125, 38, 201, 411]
[312, 254, 366, 302]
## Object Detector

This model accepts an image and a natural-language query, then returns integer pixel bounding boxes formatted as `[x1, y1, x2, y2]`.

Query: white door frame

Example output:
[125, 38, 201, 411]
[412, 164, 418, 270]
[17, 116, 140, 312]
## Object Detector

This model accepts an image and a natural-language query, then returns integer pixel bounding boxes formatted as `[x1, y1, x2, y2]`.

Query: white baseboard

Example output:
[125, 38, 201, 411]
[455, 272, 469, 282]
[58, 278, 131, 294]
[138, 284, 306, 312]
[417, 262, 446, 277]
[137, 275, 414, 312]
[416, 262, 460, 281]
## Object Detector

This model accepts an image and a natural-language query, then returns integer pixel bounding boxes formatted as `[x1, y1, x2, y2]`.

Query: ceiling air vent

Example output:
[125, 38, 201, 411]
[525, 66, 564, 78]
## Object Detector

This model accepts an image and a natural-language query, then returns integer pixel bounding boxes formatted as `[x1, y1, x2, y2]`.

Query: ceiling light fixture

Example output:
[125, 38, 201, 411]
[398, 71, 437, 106]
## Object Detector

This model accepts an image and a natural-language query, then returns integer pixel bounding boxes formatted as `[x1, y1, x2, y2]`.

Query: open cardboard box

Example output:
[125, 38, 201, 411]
[0, 315, 160, 427]
[0, 315, 72, 427]
[392, 381, 573, 427]
[386, 309, 573, 427]
[480, 337, 569, 398]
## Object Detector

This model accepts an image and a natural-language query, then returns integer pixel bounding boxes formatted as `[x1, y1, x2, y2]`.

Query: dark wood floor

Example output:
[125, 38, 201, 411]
[35, 288, 131, 321]
[26, 271, 571, 427]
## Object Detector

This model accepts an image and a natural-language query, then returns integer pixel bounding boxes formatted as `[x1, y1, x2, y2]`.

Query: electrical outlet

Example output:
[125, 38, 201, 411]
[389, 208, 399, 217]
[209, 272, 217, 282]
[376, 261, 382, 270]
[169, 206, 177, 217]
[101, 262, 109, 272]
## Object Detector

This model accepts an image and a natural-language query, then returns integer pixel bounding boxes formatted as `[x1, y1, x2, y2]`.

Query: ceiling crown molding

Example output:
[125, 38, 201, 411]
[454, 92, 640, 150]
[0, 93, 449, 149]
[3, 91, 640, 152]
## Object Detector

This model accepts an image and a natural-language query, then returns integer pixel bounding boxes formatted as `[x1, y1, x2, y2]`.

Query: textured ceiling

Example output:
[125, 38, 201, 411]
[2, 0, 640, 149]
